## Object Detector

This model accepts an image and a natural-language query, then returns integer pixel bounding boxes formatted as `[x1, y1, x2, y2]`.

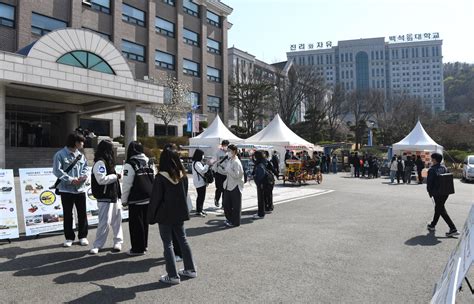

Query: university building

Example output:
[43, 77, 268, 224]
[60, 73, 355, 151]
[287, 37, 445, 112]
[0, 0, 232, 170]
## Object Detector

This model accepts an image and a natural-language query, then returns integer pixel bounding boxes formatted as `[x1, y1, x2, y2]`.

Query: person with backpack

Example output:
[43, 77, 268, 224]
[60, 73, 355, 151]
[396, 156, 405, 184]
[90, 140, 123, 254]
[271, 151, 280, 179]
[426, 153, 459, 237]
[122, 141, 154, 256]
[213, 140, 229, 208]
[253, 151, 270, 219]
[263, 150, 277, 213]
[148, 145, 197, 285]
[192, 149, 210, 217]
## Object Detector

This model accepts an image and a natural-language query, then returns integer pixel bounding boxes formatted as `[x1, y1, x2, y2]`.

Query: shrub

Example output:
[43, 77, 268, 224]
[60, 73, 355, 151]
[445, 150, 473, 163]
[138, 136, 158, 149]
[113, 136, 124, 145]
[155, 136, 189, 148]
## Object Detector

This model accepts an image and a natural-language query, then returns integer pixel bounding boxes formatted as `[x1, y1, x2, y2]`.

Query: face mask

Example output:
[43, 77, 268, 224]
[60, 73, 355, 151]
[227, 152, 233, 158]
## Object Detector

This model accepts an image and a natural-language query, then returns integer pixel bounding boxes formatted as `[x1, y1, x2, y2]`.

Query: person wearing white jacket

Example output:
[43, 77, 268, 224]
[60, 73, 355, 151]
[192, 149, 209, 217]
[122, 141, 155, 256]
[389, 156, 398, 183]
[90, 140, 123, 254]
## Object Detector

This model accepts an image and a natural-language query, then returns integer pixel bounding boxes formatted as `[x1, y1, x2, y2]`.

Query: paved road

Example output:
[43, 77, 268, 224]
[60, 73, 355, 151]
[1, 174, 473, 303]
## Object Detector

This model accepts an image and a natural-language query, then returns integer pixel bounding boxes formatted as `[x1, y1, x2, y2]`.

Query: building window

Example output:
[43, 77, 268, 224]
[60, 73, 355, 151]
[162, 0, 175, 6]
[122, 40, 145, 62]
[155, 124, 177, 136]
[355, 51, 369, 92]
[207, 66, 221, 82]
[189, 92, 200, 107]
[85, 0, 110, 14]
[0, 3, 15, 28]
[155, 51, 174, 70]
[122, 3, 145, 27]
[82, 27, 111, 40]
[57, 51, 114, 74]
[31, 13, 67, 36]
[207, 10, 220, 27]
[183, 59, 200, 77]
[183, 0, 199, 17]
[183, 28, 199, 46]
[155, 17, 174, 37]
[207, 38, 220, 54]
[207, 95, 221, 113]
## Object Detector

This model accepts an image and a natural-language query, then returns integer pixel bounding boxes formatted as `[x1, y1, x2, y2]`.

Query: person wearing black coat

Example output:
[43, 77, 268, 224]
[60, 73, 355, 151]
[148, 147, 196, 285]
[415, 155, 425, 184]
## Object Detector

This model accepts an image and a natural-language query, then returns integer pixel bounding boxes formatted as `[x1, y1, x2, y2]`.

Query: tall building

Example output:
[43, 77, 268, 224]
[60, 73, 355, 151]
[0, 0, 233, 139]
[287, 37, 445, 112]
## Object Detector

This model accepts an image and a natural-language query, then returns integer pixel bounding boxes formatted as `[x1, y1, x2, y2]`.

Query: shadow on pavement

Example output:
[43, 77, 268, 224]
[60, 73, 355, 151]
[67, 281, 172, 304]
[186, 216, 254, 237]
[0, 244, 64, 259]
[404, 231, 443, 246]
[54, 258, 165, 284]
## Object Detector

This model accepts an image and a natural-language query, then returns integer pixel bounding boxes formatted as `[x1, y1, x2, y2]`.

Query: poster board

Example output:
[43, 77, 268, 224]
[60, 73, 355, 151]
[0, 169, 20, 239]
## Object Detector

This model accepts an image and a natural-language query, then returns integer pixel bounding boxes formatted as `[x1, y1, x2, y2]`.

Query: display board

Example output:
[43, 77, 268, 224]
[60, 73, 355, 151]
[0, 169, 20, 239]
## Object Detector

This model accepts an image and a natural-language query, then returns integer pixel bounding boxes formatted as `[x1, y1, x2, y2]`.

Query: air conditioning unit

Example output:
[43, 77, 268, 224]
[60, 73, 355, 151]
[82, 0, 92, 6]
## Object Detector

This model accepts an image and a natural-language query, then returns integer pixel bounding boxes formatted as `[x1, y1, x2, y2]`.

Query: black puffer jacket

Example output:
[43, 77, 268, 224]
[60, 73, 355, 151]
[148, 172, 189, 225]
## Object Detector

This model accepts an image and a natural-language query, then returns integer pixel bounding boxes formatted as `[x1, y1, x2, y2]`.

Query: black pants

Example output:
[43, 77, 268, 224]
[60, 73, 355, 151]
[417, 170, 423, 183]
[223, 187, 241, 226]
[196, 186, 206, 213]
[214, 173, 226, 204]
[354, 166, 360, 177]
[264, 184, 274, 212]
[397, 170, 404, 183]
[60, 192, 88, 241]
[128, 204, 149, 253]
[256, 185, 265, 217]
[431, 195, 456, 230]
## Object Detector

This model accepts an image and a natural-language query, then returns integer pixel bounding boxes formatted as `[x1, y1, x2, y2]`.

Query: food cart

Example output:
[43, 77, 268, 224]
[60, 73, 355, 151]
[283, 145, 322, 185]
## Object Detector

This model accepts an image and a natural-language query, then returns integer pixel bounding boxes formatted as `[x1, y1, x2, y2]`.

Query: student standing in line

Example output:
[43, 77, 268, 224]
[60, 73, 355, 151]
[52, 133, 89, 247]
[396, 156, 405, 184]
[90, 140, 123, 254]
[253, 151, 268, 219]
[192, 149, 209, 217]
[122, 141, 154, 256]
[213, 140, 229, 208]
[219, 144, 244, 227]
[404, 156, 414, 184]
[389, 156, 398, 183]
[415, 155, 425, 184]
[271, 151, 280, 179]
[148, 146, 196, 285]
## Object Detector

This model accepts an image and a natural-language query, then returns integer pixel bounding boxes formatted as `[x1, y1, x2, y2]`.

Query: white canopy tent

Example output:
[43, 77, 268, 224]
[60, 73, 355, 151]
[188, 115, 243, 157]
[392, 121, 443, 154]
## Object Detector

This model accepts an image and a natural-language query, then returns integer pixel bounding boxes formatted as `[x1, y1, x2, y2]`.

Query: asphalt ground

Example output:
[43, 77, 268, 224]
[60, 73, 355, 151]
[0, 174, 473, 303]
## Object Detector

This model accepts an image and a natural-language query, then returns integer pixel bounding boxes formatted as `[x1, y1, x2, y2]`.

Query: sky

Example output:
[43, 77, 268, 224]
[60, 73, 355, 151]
[224, 0, 474, 64]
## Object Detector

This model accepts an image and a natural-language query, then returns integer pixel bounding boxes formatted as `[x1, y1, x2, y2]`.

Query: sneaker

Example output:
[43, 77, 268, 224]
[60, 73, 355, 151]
[253, 214, 264, 220]
[175, 256, 183, 262]
[90, 248, 99, 254]
[446, 229, 460, 237]
[427, 224, 436, 231]
[214, 200, 220, 208]
[112, 243, 122, 253]
[178, 269, 197, 278]
[79, 238, 89, 246]
[201, 210, 207, 215]
[224, 220, 234, 228]
[196, 212, 206, 217]
[159, 275, 180, 285]
[63, 240, 73, 247]
[127, 250, 145, 256]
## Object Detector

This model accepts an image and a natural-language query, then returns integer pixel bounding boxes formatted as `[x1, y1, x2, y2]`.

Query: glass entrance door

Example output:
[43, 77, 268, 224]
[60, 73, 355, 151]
[5, 111, 55, 147]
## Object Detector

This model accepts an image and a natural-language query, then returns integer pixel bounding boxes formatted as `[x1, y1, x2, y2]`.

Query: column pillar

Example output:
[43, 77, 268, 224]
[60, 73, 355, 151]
[124, 103, 137, 149]
[0, 84, 5, 168]
[64, 113, 79, 135]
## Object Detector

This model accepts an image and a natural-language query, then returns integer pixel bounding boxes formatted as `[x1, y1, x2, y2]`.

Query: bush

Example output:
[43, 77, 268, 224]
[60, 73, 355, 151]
[144, 147, 161, 164]
[155, 136, 189, 148]
[113, 136, 124, 145]
[138, 136, 158, 149]
[445, 150, 473, 163]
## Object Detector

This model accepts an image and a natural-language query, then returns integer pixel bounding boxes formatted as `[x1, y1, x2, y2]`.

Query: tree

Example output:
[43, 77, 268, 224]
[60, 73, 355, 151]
[150, 75, 192, 136]
[444, 62, 474, 113]
[229, 73, 274, 136]
[325, 84, 347, 141]
[136, 115, 147, 137]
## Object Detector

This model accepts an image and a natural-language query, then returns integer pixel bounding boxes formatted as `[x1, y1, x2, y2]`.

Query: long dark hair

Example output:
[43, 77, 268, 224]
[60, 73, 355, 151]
[159, 144, 186, 182]
[126, 141, 144, 162]
[192, 149, 204, 162]
[94, 140, 115, 169]
[254, 150, 265, 164]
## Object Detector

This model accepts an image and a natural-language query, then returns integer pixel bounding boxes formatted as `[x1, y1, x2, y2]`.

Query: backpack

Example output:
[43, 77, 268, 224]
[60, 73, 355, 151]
[193, 162, 214, 184]
[129, 159, 155, 198]
[262, 165, 275, 186]
[437, 173, 455, 196]
[397, 160, 404, 171]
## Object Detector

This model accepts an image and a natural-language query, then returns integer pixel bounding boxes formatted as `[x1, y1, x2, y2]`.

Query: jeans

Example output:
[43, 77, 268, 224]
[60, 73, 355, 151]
[354, 166, 360, 177]
[223, 187, 242, 226]
[430, 195, 456, 230]
[158, 223, 196, 278]
[128, 204, 148, 253]
[196, 186, 206, 213]
[60, 192, 88, 241]
[390, 170, 396, 183]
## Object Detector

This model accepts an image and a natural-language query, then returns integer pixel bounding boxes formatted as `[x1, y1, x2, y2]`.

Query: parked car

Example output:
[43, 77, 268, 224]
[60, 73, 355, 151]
[462, 155, 474, 182]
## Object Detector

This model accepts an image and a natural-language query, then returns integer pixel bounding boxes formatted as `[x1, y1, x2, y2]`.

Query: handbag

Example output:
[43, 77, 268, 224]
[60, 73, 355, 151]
[50, 154, 82, 195]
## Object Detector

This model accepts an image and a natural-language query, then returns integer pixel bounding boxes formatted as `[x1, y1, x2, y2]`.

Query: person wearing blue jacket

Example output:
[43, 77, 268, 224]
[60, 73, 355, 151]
[253, 151, 267, 220]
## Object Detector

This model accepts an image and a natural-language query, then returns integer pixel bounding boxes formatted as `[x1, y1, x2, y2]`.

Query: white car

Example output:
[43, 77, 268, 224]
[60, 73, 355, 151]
[462, 155, 474, 182]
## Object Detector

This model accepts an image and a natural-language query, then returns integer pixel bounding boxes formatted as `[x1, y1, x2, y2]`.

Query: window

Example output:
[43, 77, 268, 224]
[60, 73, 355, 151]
[155, 17, 174, 37]
[87, 0, 110, 14]
[162, 0, 175, 6]
[207, 95, 221, 113]
[189, 92, 200, 107]
[122, 3, 145, 27]
[183, 28, 199, 46]
[82, 27, 111, 40]
[0, 3, 15, 28]
[207, 66, 221, 82]
[207, 10, 220, 27]
[207, 38, 220, 54]
[183, 59, 200, 77]
[183, 0, 199, 17]
[155, 51, 174, 70]
[57, 51, 114, 74]
[122, 40, 145, 62]
[31, 13, 67, 36]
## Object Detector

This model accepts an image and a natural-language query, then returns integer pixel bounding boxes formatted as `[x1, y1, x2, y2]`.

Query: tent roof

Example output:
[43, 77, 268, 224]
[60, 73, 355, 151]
[193, 115, 242, 141]
[392, 121, 443, 151]
[245, 114, 315, 148]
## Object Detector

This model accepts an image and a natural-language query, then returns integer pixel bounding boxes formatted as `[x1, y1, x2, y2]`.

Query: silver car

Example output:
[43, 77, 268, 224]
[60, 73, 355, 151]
[462, 155, 474, 182]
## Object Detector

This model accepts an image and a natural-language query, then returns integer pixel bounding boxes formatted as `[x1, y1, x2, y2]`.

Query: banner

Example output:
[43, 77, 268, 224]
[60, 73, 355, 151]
[193, 113, 200, 133]
[0, 170, 19, 239]
[187, 112, 192, 132]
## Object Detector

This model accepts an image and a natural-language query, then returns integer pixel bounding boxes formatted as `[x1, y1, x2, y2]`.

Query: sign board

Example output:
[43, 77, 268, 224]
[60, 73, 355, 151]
[431, 205, 474, 304]
[0, 169, 19, 239]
